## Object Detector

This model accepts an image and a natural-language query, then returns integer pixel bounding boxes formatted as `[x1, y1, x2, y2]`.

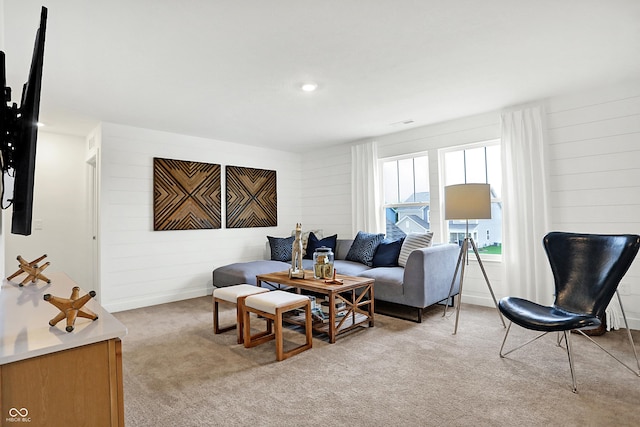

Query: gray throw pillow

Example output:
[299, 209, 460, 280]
[267, 235, 295, 262]
[345, 231, 385, 267]
[397, 232, 433, 267]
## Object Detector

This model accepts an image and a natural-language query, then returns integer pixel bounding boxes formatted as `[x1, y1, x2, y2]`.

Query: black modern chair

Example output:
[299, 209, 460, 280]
[498, 232, 640, 393]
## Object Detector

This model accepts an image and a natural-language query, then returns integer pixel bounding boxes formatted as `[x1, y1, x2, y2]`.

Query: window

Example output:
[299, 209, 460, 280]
[441, 141, 502, 256]
[381, 154, 429, 239]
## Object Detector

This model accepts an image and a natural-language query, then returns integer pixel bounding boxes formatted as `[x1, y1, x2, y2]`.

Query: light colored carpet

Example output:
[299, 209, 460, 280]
[114, 297, 640, 427]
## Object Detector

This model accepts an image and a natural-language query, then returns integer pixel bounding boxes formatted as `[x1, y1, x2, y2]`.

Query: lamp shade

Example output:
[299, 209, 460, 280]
[444, 183, 491, 220]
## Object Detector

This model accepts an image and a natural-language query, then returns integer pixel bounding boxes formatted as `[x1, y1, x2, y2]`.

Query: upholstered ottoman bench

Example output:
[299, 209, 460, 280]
[213, 284, 270, 344]
[243, 290, 313, 361]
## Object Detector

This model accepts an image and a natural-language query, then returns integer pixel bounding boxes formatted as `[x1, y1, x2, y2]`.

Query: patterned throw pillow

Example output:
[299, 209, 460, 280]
[267, 235, 295, 262]
[397, 232, 433, 267]
[304, 232, 337, 259]
[345, 231, 385, 267]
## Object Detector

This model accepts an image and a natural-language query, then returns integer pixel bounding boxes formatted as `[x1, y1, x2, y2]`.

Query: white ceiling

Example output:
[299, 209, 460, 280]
[3, 0, 640, 152]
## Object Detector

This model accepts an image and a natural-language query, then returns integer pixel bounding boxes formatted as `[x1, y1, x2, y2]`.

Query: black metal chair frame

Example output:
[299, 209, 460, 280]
[498, 232, 640, 393]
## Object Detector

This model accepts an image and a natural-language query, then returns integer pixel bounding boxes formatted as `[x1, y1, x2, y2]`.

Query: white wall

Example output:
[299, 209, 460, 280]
[545, 78, 640, 327]
[299, 143, 353, 239]
[3, 132, 91, 286]
[98, 123, 302, 312]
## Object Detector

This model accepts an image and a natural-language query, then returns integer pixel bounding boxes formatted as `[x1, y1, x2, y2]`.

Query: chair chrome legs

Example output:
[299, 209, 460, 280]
[499, 321, 548, 358]
[500, 307, 639, 393]
[572, 291, 640, 377]
[500, 321, 579, 392]
[615, 290, 640, 375]
[564, 330, 578, 393]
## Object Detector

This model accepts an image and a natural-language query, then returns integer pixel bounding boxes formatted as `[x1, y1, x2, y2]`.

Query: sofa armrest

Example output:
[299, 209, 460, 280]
[402, 244, 461, 308]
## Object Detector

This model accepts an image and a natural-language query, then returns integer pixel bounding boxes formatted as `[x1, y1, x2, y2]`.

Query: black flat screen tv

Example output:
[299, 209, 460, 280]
[0, 6, 47, 236]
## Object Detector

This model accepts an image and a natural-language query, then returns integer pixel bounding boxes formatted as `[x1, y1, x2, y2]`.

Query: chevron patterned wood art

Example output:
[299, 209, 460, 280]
[153, 158, 221, 231]
[226, 166, 277, 228]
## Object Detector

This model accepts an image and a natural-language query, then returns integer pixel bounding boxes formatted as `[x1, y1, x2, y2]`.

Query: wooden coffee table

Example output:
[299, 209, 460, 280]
[256, 271, 374, 343]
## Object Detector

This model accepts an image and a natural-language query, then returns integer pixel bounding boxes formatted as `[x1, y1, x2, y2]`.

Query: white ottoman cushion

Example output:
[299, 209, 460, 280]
[245, 290, 309, 314]
[213, 284, 269, 303]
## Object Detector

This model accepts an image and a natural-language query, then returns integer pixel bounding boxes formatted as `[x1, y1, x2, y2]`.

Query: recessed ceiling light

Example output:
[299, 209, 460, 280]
[301, 82, 318, 92]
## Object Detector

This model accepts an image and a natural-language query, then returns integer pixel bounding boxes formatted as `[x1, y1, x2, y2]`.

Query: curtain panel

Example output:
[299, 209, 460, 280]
[351, 141, 382, 235]
[500, 105, 553, 304]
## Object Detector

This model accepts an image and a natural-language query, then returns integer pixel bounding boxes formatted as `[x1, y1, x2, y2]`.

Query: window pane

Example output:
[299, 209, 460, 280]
[385, 205, 430, 240]
[465, 146, 487, 183]
[398, 158, 414, 202]
[447, 202, 502, 255]
[444, 151, 464, 185]
[383, 161, 398, 204]
[476, 201, 502, 254]
[414, 155, 429, 202]
[486, 144, 501, 198]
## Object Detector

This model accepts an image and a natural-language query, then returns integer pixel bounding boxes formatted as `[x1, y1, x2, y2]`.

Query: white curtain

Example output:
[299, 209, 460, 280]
[351, 141, 382, 235]
[500, 105, 553, 304]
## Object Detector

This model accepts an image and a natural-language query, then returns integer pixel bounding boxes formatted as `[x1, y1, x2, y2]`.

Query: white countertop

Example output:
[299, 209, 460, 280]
[0, 272, 127, 365]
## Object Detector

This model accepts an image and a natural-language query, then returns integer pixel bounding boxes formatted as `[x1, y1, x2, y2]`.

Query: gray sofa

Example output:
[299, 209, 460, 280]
[212, 239, 461, 322]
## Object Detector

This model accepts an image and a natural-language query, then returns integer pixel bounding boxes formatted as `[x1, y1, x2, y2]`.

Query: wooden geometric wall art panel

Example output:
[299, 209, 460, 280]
[225, 166, 277, 228]
[153, 158, 221, 231]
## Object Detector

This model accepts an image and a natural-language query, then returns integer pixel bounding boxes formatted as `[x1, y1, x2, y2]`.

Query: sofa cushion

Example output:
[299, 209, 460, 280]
[333, 260, 372, 277]
[304, 232, 337, 259]
[398, 232, 433, 267]
[372, 237, 404, 267]
[345, 231, 385, 267]
[267, 235, 294, 261]
[213, 260, 291, 287]
[357, 267, 404, 298]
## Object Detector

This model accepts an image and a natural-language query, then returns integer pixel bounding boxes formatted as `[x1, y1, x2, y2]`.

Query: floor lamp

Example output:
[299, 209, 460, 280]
[443, 183, 506, 334]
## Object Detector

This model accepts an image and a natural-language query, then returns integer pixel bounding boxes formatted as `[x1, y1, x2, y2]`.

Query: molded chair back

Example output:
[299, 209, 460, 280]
[545, 232, 640, 318]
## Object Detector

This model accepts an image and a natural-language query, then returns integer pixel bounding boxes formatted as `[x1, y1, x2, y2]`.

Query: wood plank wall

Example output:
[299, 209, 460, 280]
[98, 123, 302, 312]
[546, 79, 640, 325]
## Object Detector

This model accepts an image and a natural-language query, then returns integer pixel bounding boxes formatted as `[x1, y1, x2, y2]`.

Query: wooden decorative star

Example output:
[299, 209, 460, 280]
[44, 286, 99, 332]
[6, 254, 52, 286]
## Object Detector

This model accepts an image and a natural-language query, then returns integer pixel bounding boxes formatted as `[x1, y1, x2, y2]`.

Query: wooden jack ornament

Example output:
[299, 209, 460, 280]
[44, 286, 99, 332]
[6, 254, 52, 286]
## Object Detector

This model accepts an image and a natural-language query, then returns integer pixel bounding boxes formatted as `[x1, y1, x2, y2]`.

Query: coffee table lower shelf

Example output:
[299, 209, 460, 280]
[285, 312, 370, 337]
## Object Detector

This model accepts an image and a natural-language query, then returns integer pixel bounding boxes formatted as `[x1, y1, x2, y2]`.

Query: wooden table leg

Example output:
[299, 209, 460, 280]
[368, 284, 375, 327]
[328, 291, 336, 344]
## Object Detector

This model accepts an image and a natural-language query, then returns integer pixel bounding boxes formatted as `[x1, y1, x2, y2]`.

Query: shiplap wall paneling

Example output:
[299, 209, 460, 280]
[99, 123, 302, 312]
[300, 143, 353, 239]
[546, 78, 640, 327]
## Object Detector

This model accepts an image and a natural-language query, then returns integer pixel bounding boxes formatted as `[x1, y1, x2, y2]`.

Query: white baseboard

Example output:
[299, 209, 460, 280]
[462, 295, 640, 331]
[104, 287, 213, 313]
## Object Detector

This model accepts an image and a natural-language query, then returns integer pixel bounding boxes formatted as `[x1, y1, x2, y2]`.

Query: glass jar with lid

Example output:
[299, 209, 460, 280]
[313, 246, 334, 279]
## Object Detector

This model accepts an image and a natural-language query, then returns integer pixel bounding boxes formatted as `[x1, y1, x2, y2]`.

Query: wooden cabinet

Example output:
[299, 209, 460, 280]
[0, 273, 127, 427]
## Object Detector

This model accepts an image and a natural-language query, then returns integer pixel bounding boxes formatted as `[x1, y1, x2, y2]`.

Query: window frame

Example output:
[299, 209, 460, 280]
[439, 139, 502, 262]
[379, 151, 430, 239]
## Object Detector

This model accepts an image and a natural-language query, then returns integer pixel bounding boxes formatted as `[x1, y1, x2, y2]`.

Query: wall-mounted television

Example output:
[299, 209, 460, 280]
[0, 6, 47, 236]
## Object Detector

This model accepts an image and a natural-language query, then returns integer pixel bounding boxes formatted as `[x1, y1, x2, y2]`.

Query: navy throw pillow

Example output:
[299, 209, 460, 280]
[372, 238, 404, 267]
[304, 232, 337, 259]
[267, 235, 295, 262]
[345, 231, 385, 267]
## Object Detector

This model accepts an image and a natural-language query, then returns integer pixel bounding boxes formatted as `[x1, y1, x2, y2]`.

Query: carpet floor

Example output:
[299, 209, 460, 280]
[114, 297, 640, 427]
